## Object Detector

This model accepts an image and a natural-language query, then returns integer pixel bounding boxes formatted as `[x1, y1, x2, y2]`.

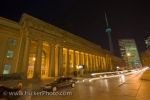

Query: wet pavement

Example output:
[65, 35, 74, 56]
[1, 69, 150, 100]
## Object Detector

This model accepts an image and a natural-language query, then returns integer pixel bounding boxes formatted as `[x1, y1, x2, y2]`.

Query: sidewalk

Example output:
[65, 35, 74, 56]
[109, 72, 150, 100]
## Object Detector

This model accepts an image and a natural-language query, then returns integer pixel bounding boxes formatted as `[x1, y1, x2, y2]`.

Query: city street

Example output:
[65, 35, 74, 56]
[28, 70, 149, 100]
[1, 69, 150, 100]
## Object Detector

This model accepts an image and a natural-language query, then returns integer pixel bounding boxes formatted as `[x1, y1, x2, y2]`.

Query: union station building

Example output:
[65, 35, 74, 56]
[0, 14, 123, 80]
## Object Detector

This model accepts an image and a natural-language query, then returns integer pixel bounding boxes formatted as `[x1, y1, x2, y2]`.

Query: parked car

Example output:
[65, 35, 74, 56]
[41, 77, 77, 92]
[0, 83, 23, 99]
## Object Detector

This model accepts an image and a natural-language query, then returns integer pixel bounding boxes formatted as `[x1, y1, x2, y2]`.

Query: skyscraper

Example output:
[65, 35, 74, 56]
[119, 39, 141, 69]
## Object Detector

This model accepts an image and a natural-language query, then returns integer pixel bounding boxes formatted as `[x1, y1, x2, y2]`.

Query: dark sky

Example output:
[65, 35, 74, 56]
[1, 0, 150, 56]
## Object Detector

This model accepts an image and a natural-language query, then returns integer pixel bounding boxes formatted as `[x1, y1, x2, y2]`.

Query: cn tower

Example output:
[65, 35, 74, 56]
[105, 12, 114, 53]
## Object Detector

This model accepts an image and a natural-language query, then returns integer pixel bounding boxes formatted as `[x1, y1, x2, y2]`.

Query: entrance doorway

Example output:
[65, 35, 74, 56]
[27, 41, 50, 79]
[27, 40, 37, 79]
[41, 42, 50, 79]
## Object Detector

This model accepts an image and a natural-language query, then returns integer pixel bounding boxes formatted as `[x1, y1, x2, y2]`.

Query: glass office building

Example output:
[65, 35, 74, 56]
[119, 39, 141, 69]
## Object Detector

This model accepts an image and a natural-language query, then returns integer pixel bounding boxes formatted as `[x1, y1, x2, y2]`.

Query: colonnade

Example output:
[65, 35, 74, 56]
[24, 39, 113, 79]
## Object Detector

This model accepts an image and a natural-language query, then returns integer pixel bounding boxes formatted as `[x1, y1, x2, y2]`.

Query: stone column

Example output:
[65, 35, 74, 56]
[101, 57, 103, 71]
[98, 56, 101, 72]
[87, 54, 90, 73]
[92, 55, 95, 72]
[67, 48, 70, 75]
[103, 57, 105, 71]
[95, 56, 98, 72]
[105, 55, 108, 71]
[58, 46, 63, 76]
[72, 50, 76, 72]
[94, 55, 96, 72]
[89, 54, 92, 72]
[109, 58, 111, 71]
[107, 57, 110, 71]
[73, 50, 76, 71]
[108, 56, 111, 71]
[86, 54, 89, 73]
[22, 37, 30, 79]
[79, 51, 81, 65]
[103, 57, 106, 71]
[102, 57, 104, 71]
[55, 45, 59, 77]
[84, 54, 86, 73]
[83, 53, 85, 65]
[97, 56, 100, 72]
[15, 38, 22, 73]
[50, 44, 55, 77]
[34, 40, 42, 79]
[48, 44, 51, 77]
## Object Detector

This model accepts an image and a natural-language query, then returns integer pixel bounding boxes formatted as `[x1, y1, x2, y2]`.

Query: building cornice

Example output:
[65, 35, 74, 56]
[20, 13, 103, 52]
[0, 17, 20, 30]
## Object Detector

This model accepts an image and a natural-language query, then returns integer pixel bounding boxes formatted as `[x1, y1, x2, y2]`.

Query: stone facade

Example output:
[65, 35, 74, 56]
[0, 14, 123, 80]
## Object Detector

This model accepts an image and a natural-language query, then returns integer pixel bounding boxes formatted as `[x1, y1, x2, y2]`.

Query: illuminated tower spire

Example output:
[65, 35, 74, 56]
[105, 12, 114, 53]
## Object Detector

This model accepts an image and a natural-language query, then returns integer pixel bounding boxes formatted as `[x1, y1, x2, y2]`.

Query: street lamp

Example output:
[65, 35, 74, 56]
[126, 52, 131, 69]
[116, 66, 120, 71]
[127, 52, 131, 57]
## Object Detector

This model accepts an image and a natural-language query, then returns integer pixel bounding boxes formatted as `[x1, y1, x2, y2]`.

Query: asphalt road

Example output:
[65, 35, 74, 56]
[29, 70, 144, 100]
[1, 69, 146, 100]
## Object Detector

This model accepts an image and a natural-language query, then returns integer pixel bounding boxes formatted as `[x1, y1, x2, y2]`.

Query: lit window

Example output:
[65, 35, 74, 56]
[3, 64, 11, 74]
[6, 50, 14, 58]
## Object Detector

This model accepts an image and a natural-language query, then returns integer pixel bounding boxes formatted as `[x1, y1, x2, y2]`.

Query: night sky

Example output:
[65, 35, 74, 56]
[1, 0, 150, 56]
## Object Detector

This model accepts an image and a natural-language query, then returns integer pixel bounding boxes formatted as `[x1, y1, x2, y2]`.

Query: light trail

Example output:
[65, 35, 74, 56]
[88, 67, 149, 82]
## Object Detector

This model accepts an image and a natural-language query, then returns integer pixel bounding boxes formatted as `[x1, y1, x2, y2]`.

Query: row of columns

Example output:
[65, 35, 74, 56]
[62, 48, 113, 76]
[21, 38, 113, 79]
